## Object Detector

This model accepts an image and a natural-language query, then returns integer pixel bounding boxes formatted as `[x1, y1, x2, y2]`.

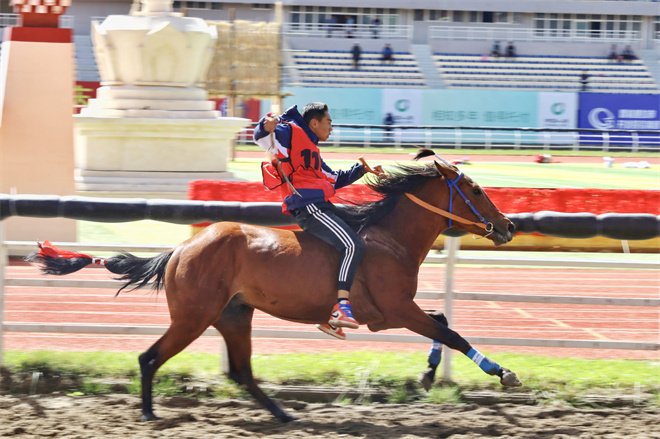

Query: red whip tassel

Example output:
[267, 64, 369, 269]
[37, 240, 93, 260]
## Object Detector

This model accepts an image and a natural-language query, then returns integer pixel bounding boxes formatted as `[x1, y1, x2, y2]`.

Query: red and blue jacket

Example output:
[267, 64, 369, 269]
[253, 105, 365, 213]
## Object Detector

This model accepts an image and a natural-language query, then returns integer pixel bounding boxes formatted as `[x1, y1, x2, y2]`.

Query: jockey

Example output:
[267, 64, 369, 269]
[253, 102, 382, 339]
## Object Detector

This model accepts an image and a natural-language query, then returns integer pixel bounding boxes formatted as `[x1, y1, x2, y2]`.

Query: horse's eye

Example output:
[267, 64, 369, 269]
[473, 188, 482, 196]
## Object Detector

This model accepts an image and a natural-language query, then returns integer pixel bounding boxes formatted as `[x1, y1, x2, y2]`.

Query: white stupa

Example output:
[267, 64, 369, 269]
[74, 0, 250, 198]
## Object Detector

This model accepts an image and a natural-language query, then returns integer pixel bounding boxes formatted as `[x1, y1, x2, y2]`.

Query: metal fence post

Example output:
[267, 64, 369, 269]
[0, 223, 6, 365]
[221, 338, 229, 375]
[442, 236, 461, 382]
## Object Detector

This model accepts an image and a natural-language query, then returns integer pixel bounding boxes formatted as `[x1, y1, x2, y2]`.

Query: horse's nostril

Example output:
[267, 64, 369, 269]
[508, 223, 516, 234]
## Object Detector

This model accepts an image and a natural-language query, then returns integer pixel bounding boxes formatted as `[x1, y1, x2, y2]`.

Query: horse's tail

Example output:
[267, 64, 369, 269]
[26, 240, 174, 295]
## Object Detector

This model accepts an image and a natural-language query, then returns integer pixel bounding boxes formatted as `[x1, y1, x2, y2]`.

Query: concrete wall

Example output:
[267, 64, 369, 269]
[0, 32, 77, 243]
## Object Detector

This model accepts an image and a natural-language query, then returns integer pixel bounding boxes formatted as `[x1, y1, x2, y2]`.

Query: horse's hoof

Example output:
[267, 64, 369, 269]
[417, 369, 434, 392]
[140, 413, 162, 422]
[499, 368, 522, 387]
[278, 413, 298, 423]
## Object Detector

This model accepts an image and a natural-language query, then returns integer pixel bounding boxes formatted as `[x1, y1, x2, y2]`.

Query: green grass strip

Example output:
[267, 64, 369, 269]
[2, 350, 658, 405]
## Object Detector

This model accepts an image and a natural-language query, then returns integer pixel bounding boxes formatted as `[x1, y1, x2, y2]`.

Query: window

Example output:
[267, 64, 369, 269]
[453, 11, 464, 23]
[414, 10, 424, 21]
[469, 11, 479, 23]
[495, 12, 508, 24]
[430, 10, 448, 21]
[287, 7, 399, 28]
[533, 13, 643, 40]
[252, 4, 273, 10]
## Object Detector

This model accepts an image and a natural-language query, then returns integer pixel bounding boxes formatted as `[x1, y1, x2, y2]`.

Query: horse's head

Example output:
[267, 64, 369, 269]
[431, 161, 515, 246]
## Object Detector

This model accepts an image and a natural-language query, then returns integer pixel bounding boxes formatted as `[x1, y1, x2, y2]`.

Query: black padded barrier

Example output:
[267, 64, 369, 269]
[1, 194, 658, 239]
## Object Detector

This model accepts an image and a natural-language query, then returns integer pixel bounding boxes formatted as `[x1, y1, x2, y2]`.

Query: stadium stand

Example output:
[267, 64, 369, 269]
[434, 53, 659, 94]
[291, 50, 426, 88]
[73, 34, 100, 82]
[2, 1, 659, 92]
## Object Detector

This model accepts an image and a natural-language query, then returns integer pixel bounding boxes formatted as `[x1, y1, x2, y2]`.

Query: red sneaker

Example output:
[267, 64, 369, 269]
[328, 302, 359, 329]
[316, 323, 346, 340]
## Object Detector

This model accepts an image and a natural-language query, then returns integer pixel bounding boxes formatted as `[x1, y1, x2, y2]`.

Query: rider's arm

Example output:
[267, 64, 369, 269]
[253, 117, 292, 158]
[321, 159, 365, 189]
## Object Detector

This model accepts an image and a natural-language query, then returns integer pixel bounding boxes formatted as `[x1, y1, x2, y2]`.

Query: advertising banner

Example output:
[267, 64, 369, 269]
[421, 89, 537, 144]
[537, 92, 578, 144]
[422, 89, 537, 128]
[537, 92, 578, 129]
[282, 87, 382, 142]
[282, 87, 381, 125]
[381, 88, 424, 125]
[381, 88, 424, 141]
[578, 93, 660, 146]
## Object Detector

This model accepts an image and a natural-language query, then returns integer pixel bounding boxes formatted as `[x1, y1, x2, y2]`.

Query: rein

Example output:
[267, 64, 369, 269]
[405, 171, 494, 238]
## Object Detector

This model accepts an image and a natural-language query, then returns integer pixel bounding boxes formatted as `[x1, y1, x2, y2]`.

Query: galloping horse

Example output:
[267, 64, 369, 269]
[28, 151, 521, 422]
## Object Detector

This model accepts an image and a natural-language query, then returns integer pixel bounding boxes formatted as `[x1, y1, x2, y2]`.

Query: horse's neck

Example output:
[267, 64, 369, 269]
[378, 184, 450, 267]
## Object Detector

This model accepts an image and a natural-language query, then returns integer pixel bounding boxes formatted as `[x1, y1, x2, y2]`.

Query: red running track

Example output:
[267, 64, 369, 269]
[3, 260, 658, 361]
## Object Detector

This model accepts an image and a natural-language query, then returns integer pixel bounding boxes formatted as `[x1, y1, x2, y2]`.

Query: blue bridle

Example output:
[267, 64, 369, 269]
[405, 167, 495, 239]
[445, 170, 492, 233]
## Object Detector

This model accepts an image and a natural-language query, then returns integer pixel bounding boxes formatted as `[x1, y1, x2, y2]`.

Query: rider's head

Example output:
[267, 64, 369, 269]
[301, 102, 333, 142]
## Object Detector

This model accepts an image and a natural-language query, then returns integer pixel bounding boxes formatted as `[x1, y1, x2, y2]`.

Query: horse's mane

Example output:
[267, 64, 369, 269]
[334, 163, 440, 232]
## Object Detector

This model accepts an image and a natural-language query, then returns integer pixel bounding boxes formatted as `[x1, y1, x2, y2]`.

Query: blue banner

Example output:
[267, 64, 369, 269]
[578, 93, 660, 146]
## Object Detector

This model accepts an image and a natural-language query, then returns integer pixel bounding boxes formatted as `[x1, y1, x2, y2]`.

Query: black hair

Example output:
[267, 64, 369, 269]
[301, 102, 329, 125]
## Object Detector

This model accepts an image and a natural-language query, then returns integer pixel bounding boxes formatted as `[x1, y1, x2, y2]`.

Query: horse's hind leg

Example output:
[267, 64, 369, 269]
[139, 279, 229, 421]
[139, 316, 220, 421]
[213, 298, 296, 423]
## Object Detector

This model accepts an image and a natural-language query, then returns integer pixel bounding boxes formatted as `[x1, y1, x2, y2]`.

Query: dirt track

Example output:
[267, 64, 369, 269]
[1, 394, 659, 438]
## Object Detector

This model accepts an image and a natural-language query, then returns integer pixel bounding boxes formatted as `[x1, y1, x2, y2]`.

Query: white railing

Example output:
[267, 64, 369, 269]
[0, 13, 18, 29]
[282, 22, 412, 40]
[429, 25, 641, 43]
[236, 125, 660, 152]
[1, 236, 657, 380]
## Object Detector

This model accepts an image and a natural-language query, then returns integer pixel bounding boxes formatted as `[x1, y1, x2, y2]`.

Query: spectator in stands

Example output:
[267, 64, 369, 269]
[383, 113, 394, 142]
[346, 16, 355, 38]
[372, 16, 382, 39]
[491, 41, 501, 58]
[381, 44, 394, 64]
[351, 43, 362, 70]
[505, 41, 516, 58]
[580, 70, 589, 92]
[607, 44, 620, 62]
[327, 15, 338, 38]
[622, 45, 636, 62]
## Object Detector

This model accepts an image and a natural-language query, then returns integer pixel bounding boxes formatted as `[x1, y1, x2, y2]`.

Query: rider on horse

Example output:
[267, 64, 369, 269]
[253, 102, 383, 339]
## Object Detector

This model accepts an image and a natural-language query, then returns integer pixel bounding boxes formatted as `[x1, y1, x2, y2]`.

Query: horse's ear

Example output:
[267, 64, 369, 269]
[434, 161, 460, 179]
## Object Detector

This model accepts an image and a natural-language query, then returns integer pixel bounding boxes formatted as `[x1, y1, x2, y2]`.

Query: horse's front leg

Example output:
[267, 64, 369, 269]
[418, 311, 447, 392]
[390, 303, 522, 388]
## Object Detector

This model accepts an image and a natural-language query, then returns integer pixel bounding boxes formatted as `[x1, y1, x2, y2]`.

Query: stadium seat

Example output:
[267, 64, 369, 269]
[432, 53, 659, 93]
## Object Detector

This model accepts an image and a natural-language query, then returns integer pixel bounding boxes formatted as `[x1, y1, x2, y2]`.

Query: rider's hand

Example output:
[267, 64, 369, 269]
[262, 116, 279, 133]
[372, 164, 386, 178]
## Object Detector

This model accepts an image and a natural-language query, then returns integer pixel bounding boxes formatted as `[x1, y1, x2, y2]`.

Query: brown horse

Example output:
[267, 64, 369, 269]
[28, 155, 520, 422]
